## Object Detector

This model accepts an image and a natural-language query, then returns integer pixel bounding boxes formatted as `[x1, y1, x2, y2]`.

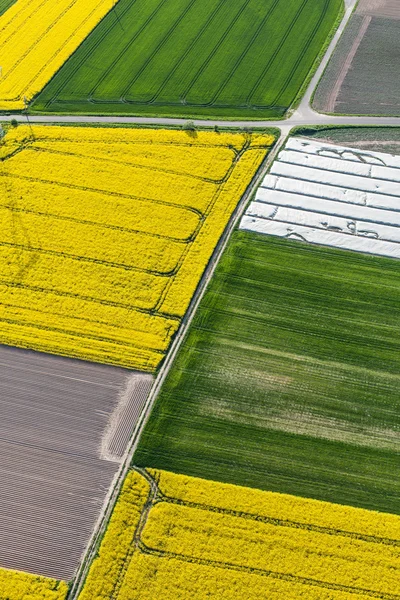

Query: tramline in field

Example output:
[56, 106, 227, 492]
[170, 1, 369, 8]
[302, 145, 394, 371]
[33, 0, 342, 118]
[0, 125, 274, 370]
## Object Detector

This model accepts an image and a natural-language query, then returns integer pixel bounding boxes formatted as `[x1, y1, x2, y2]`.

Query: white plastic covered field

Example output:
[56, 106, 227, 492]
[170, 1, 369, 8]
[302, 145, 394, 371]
[240, 137, 400, 258]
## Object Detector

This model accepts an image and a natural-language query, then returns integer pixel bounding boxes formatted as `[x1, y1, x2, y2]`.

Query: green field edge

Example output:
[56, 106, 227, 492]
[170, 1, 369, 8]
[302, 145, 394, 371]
[288, 0, 345, 115]
[20, 0, 344, 121]
[134, 229, 400, 516]
[310, 1, 400, 119]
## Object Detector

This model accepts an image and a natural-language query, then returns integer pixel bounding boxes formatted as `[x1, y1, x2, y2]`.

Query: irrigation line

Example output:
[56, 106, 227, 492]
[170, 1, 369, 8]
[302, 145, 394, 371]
[67, 130, 288, 600]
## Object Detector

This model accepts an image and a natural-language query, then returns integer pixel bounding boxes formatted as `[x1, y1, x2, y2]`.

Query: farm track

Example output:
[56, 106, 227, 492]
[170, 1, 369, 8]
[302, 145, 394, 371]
[67, 125, 286, 600]
[29, 0, 341, 115]
[8, 0, 393, 126]
[0, 346, 146, 580]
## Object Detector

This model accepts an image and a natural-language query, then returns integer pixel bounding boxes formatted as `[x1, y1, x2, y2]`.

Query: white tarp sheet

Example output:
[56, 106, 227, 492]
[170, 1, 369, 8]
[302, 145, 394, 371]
[241, 138, 400, 259]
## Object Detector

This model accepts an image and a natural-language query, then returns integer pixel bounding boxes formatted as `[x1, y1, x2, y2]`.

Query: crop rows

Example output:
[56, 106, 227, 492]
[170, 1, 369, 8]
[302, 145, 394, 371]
[0, 0, 113, 109]
[78, 469, 400, 599]
[0, 125, 273, 370]
[0, 345, 133, 580]
[313, 1, 400, 116]
[34, 0, 341, 118]
[135, 229, 400, 514]
[0, 0, 16, 17]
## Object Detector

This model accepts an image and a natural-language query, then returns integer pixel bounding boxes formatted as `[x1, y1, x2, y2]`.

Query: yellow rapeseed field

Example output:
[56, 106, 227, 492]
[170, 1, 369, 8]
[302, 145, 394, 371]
[78, 468, 400, 599]
[0, 0, 113, 109]
[0, 125, 273, 370]
[0, 566, 68, 600]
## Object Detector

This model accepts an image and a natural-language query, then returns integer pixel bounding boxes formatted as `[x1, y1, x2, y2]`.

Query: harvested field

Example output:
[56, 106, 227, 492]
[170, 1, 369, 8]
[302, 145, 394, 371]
[135, 231, 400, 514]
[314, 0, 400, 115]
[33, 0, 341, 119]
[0, 344, 153, 580]
[241, 137, 400, 258]
[0, 125, 273, 371]
[79, 468, 400, 599]
[0, 0, 114, 110]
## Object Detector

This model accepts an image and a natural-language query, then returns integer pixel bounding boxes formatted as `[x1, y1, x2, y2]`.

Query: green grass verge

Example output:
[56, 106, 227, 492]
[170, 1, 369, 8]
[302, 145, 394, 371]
[32, 0, 341, 119]
[136, 230, 400, 514]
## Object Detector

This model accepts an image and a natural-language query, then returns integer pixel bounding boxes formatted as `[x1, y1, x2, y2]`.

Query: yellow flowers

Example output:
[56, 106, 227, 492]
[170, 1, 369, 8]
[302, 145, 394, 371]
[78, 468, 400, 599]
[0, 0, 113, 109]
[0, 566, 68, 600]
[0, 125, 273, 370]
[79, 471, 150, 600]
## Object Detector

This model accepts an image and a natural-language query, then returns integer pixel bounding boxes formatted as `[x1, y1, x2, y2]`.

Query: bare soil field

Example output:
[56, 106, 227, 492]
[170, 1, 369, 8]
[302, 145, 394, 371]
[291, 126, 400, 154]
[313, 0, 400, 115]
[0, 346, 153, 580]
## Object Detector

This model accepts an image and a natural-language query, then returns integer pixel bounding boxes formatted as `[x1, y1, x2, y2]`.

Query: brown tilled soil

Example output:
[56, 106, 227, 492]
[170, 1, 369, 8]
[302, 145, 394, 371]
[313, 10, 400, 115]
[325, 15, 371, 113]
[0, 346, 151, 580]
[357, 0, 400, 19]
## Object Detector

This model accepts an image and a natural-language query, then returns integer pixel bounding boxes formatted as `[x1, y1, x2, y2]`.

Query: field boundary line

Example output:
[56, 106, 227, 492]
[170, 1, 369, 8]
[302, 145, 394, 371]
[136, 542, 400, 600]
[67, 130, 285, 600]
[120, 0, 200, 101]
[325, 15, 371, 113]
[267, 0, 331, 109]
[97, 467, 400, 600]
[153, 493, 400, 547]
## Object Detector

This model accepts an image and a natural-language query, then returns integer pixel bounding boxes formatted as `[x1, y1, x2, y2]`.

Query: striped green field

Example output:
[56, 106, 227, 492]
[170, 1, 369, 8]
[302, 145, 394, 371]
[33, 0, 342, 118]
[135, 231, 400, 514]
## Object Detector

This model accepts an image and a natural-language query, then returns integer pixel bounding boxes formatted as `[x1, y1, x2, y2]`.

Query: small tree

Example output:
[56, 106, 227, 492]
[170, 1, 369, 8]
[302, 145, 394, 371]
[183, 120, 196, 132]
[11, 119, 18, 128]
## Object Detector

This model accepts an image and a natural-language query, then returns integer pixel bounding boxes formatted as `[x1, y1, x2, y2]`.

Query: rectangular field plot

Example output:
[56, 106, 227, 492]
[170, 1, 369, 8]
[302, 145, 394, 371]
[0, 0, 114, 110]
[0, 125, 273, 371]
[241, 137, 400, 258]
[0, 345, 153, 580]
[79, 469, 400, 599]
[32, 0, 341, 118]
[135, 231, 400, 514]
[313, 0, 400, 116]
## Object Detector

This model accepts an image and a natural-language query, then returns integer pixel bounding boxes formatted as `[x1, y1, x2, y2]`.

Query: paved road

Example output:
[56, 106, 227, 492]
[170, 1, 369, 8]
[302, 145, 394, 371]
[2, 0, 400, 130]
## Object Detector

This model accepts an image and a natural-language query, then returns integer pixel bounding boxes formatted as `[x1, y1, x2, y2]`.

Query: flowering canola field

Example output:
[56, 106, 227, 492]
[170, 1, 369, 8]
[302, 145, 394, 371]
[0, 0, 114, 109]
[0, 566, 68, 600]
[79, 469, 400, 600]
[0, 125, 273, 370]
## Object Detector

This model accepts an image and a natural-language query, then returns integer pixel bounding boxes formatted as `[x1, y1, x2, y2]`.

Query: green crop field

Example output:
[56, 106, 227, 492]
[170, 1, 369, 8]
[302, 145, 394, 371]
[0, 0, 16, 16]
[136, 231, 400, 514]
[33, 0, 341, 118]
